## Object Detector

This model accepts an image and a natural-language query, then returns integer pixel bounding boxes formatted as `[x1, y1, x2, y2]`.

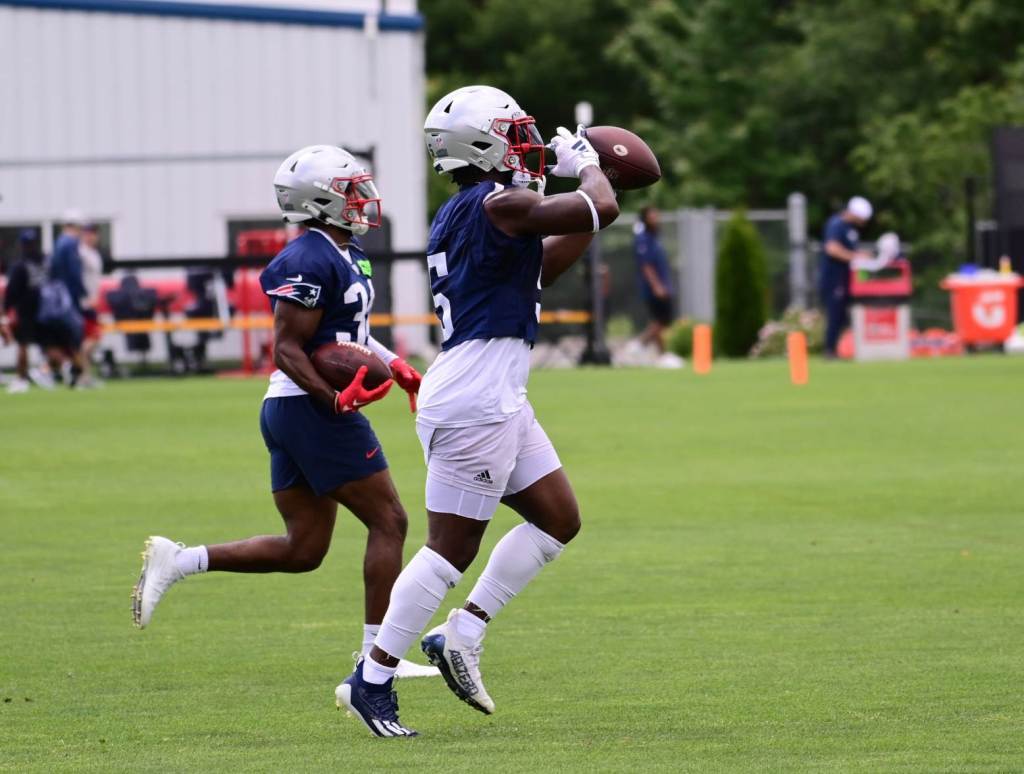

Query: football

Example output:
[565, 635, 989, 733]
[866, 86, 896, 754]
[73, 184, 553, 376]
[582, 126, 661, 190]
[311, 341, 391, 391]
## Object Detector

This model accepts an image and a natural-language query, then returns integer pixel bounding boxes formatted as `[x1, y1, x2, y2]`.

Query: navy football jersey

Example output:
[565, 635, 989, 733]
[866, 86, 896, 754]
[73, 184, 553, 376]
[260, 228, 375, 353]
[426, 182, 544, 351]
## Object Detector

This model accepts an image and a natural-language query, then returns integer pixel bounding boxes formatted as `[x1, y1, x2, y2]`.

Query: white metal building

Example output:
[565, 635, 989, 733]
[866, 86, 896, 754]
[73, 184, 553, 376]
[0, 0, 430, 348]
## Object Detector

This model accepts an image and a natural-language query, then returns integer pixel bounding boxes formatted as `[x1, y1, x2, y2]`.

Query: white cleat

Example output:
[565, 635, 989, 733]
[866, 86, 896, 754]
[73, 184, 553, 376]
[656, 352, 686, 369]
[395, 659, 440, 679]
[421, 609, 495, 714]
[131, 536, 186, 628]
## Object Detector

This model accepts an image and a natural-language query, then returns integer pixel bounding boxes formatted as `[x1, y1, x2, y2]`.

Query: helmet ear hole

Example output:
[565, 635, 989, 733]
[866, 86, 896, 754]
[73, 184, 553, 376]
[313, 198, 331, 206]
[471, 141, 492, 151]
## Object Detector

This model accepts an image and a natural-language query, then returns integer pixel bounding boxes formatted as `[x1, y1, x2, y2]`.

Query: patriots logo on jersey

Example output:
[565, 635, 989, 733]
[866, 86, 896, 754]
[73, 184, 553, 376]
[267, 281, 322, 308]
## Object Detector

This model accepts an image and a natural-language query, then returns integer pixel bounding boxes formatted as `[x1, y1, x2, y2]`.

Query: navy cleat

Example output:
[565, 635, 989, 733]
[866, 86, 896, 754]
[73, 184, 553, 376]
[336, 660, 418, 738]
[421, 609, 495, 715]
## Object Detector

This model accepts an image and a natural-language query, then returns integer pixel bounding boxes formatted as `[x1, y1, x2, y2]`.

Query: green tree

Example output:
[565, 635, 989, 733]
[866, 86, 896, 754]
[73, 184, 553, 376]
[420, 0, 655, 214]
[715, 212, 768, 357]
[611, 0, 1024, 266]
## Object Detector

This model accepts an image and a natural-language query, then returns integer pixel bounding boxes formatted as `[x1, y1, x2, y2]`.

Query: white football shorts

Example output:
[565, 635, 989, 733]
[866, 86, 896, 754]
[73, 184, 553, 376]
[415, 401, 562, 520]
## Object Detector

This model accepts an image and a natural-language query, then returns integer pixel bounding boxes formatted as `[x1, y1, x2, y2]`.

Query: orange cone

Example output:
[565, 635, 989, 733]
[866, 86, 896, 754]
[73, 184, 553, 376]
[693, 324, 712, 374]
[787, 331, 809, 385]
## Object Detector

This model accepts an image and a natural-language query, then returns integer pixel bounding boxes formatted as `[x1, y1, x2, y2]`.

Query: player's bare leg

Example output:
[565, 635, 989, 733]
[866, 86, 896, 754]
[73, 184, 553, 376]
[420, 468, 580, 712]
[331, 470, 408, 623]
[132, 485, 337, 627]
[500, 467, 581, 544]
[639, 320, 667, 354]
[362, 512, 485, 657]
[367, 510, 488, 665]
[330, 470, 437, 678]
[206, 486, 338, 571]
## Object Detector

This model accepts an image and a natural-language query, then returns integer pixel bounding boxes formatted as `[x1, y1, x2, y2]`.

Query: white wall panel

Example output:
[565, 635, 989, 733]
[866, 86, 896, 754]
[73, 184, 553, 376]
[0, 5, 425, 261]
[159, 1, 416, 14]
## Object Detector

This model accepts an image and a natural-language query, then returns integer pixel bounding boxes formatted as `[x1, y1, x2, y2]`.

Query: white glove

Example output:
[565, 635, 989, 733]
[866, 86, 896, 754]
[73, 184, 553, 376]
[547, 124, 600, 178]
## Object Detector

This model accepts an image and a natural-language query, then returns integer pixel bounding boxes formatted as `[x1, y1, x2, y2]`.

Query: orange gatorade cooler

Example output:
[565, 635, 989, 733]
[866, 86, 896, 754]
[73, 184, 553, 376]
[940, 271, 1023, 346]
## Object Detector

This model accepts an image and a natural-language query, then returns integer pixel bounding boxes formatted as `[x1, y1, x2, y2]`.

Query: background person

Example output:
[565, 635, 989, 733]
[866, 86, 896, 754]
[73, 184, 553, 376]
[77, 223, 106, 387]
[1, 229, 47, 393]
[632, 206, 683, 368]
[48, 212, 88, 383]
[819, 196, 874, 358]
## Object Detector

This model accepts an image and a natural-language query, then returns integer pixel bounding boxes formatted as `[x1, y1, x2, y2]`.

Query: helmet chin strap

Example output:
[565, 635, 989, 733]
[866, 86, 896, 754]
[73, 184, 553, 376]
[322, 215, 368, 236]
[512, 170, 546, 196]
[301, 201, 367, 236]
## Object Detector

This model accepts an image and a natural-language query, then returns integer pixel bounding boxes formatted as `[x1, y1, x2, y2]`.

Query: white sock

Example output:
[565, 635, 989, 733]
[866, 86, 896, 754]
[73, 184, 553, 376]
[467, 523, 564, 619]
[174, 545, 208, 576]
[361, 654, 396, 685]
[368, 546, 462, 683]
[361, 624, 380, 657]
[452, 608, 488, 643]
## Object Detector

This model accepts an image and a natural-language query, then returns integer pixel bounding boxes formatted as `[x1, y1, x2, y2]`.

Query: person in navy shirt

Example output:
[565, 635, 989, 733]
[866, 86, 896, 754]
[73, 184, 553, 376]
[342, 86, 620, 737]
[49, 214, 87, 312]
[632, 206, 683, 367]
[132, 146, 437, 683]
[820, 196, 874, 357]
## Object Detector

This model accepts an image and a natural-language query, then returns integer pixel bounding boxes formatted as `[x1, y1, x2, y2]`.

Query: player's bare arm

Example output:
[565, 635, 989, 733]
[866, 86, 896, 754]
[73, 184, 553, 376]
[272, 300, 337, 407]
[485, 166, 619, 238]
[486, 125, 618, 286]
[539, 233, 595, 287]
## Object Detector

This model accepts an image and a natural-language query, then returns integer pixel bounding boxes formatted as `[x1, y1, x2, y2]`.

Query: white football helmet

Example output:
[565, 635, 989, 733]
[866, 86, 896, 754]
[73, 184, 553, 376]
[273, 145, 381, 235]
[424, 85, 546, 180]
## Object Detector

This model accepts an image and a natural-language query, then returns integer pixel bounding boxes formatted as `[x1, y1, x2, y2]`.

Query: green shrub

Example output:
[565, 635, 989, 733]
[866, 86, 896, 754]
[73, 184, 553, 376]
[750, 307, 825, 358]
[714, 212, 769, 357]
[667, 318, 697, 358]
[606, 314, 636, 339]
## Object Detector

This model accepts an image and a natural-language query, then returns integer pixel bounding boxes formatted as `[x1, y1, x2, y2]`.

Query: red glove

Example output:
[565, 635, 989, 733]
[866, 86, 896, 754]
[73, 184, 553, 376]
[389, 357, 422, 413]
[334, 366, 393, 414]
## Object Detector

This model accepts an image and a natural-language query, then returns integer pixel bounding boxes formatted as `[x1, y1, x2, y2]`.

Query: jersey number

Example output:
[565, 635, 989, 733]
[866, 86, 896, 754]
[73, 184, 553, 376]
[336, 282, 370, 345]
[427, 251, 454, 342]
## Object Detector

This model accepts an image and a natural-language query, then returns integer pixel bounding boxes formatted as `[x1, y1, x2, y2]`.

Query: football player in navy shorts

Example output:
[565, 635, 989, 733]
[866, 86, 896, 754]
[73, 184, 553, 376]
[337, 87, 620, 737]
[132, 145, 437, 680]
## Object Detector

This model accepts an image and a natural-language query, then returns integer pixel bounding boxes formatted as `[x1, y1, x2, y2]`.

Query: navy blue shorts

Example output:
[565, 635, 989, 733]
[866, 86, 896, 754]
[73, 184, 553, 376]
[259, 396, 388, 496]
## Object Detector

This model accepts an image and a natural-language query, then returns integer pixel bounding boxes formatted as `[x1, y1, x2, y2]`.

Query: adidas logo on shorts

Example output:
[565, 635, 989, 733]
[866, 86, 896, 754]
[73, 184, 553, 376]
[472, 470, 493, 485]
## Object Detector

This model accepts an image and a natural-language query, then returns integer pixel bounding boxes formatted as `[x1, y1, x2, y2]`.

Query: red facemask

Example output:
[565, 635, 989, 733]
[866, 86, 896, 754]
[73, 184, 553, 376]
[492, 116, 546, 178]
[330, 175, 382, 229]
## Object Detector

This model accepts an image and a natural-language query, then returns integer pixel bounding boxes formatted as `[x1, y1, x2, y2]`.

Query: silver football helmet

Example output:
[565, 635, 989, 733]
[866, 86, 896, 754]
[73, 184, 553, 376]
[424, 85, 546, 180]
[273, 145, 381, 235]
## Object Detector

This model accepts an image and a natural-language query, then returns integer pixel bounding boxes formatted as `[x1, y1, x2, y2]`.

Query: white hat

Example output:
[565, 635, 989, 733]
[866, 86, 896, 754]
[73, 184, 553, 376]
[847, 196, 873, 220]
[62, 208, 86, 226]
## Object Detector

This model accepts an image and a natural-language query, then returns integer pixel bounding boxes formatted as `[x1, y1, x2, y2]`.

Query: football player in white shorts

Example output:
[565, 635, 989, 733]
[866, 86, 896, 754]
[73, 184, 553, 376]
[336, 86, 619, 736]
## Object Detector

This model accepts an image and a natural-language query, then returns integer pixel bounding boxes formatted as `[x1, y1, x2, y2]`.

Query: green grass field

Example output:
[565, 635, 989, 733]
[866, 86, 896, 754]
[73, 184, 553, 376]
[2, 357, 1023, 772]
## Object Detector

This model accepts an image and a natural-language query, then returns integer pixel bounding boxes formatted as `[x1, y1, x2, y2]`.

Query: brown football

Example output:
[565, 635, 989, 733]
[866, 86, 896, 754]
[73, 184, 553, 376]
[583, 126, 661, 190]
[311, 341, 391, 392]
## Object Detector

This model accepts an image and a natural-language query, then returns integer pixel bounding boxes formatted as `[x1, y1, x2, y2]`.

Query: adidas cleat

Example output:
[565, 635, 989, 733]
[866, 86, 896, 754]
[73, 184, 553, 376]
[131, 536, 186, 628]
[421, 609, 495, 715]
[336, 660, 418, 738]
